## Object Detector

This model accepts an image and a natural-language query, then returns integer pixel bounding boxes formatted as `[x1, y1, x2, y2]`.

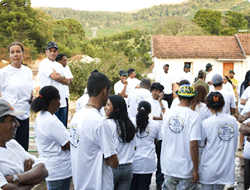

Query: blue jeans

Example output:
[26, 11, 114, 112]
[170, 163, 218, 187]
[46, 177, 72, 190]
[130, 173, 152, 190]
[112, 163, 133, 190]
[54, 106, 67, 128]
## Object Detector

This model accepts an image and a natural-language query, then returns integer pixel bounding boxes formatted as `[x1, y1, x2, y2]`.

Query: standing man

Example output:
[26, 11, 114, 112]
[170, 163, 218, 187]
[210, 74, 236, 115]
[127, 68, 141, 91]
[161, 85, 201, 189]
[193, 70, 209, 95]
[205, 63, 213, 92]
[179, 63, 193, 84]
[159, 64, 177, 108]
[70, 72, 118, 190]
[127, 78, 151, 119]
[38, 41, 68, 126]
[114, 70, 130, 98]
[229, 70, 238, 95]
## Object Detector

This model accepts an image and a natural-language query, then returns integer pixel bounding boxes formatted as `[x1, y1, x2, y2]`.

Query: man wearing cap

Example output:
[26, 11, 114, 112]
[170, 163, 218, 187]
[179, 63, 193, 84]
[205, 63, 213, 92]
[229, 70, 238, 95]
[0, 99, 48, 189]
[159, 64, 177, 108]
[161, 85, 201, 189]
[210, 74, 236, 115]
[114, 70, 130, 98]
[193, 70, 209, 95]
[38, 41, 69, 126]
[146, 82, 168, 188]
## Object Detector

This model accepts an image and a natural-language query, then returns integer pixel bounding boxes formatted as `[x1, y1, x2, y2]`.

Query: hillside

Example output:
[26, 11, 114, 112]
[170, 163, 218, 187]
[37, 0, 250, 37]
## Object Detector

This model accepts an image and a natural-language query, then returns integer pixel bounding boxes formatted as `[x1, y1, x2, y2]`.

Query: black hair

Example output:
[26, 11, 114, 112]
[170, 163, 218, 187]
[108, 95, 135, 143]
[91, 69, 98, 74]
[140, 78, 151, 89]
[213, 82, 223, 87]
[198, 70, 206, 79]
[224, 76, 232, 84]
[240, 70, 250, 97]
[0, 115, 7, 123]
[178, 79, 190, 86]
[150, 82, 164, 92]
[136, 101, 151, 134]
[31, 86, 60, 113]
[55, 53, 66, 62]
[127, 68, 135, 76]
[163, 64, 169, 68]
[87, 72, 110, 97]
[206, 92, 225, 111]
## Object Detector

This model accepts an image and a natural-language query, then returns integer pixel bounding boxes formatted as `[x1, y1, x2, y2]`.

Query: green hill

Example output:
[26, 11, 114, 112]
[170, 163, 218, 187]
[36, 0, 250, 37]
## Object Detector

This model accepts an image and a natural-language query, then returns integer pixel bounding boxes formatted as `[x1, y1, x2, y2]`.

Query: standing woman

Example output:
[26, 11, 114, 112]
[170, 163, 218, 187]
[31, 86, 72, 190]
[199, 92, 238, 190]
[223, 76, 235, 97]
[130, 101, 160, 190]
[105, 95, 136, 190]
[55, 53, 73, 127]
[0, 42, 33, 151]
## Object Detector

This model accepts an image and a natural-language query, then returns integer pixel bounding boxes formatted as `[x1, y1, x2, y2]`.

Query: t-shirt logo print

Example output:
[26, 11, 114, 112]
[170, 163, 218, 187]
[168, 117, 184, 133]
[218, 124, 234, 141]
[136, 95, 145, 104]
[70, 126, 79, 148]
[136, 127, 150, 138]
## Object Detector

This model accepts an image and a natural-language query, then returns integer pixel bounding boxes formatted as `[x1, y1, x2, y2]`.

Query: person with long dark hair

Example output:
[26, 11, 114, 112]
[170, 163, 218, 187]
[223, 76, 235, 97]
[105, 95, 136, 190]
[0, 42, 34, 151]
[199, 92, 238, 190]
[31, 86, 71, 190]
[130, 101, 160, 190]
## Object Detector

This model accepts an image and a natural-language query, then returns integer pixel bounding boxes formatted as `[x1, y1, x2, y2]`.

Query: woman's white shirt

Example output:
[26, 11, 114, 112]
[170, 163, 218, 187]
[34, 111, 71, 181]
[199, 113, 238, 185]
[0, 65, 33, 119]
[131, 118, 160, 174]
[243, 118, 250, 159]
[107, 119, 136, 165]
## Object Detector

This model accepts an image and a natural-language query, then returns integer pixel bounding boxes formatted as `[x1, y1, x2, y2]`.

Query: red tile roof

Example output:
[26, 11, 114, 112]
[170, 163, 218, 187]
[236, 33, 250, 55]
[152, 35, 246, 59]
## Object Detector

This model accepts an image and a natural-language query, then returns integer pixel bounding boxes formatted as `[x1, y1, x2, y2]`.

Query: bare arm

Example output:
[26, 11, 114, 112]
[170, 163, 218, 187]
[239, 114, 245, 123]
[239, 123, 250, 136]
[49, 71, 65, 82]
[61, 141, 70, 151]
[118, 85, 128, 98]
[172, 83, 178, 99]
[1, 183, 34, 190]
[190, 140, 199, 183]
[240, 98, 248, 105]
[5, 163, 48, 185]
[105, 154, 119, 169]
[230, 108, 235, 115]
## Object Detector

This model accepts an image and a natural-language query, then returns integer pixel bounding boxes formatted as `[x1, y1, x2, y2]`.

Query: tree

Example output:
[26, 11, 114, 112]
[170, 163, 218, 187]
[154, 16, 209, 36]
[224, 11, 248, 31]
[192, 9, 222, 35]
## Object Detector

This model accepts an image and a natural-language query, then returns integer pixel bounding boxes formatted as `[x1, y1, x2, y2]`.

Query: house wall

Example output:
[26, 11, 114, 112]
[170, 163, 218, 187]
[153, 57, 246, 83]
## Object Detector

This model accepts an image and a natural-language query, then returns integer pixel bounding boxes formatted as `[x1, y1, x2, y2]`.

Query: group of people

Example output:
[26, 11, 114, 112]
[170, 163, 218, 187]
[0, 40, 249, 190]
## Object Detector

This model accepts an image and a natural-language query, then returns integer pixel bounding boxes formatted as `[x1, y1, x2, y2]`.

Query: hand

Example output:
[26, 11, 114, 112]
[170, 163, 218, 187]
[158, 92, 164, 101]
[191, 170, 199, 183]
[123, 79, 128, 85]
[24, 158, 34, 172]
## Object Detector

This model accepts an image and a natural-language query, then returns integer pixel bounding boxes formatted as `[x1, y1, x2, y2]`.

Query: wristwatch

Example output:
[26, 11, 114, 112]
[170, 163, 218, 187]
[13, 174, 20, 185]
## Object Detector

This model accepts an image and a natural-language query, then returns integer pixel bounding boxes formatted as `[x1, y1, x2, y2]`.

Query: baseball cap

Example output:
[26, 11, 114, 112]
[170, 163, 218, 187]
[175, 85, 197, 97]
[150, 82, 164, 92]
[229, 70, 235, 74]
[119, 70, 128, 76]
[46, 41, 58, 50]
[206, 63, 213, 68]
[0, 99, 26, 117]
[184, 63, 190, 68]
[212, 74, 223, 84]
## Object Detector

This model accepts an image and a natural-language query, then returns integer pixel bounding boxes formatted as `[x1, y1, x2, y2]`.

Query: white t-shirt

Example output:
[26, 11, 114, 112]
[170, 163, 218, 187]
[127, 77, 140, 93]
[223, 82, 235, 98]
[199, 113, 238, 185]
[146, 97, 169, 140]
[194, 102, 212, 121]
[38, 58, 66, 108]
[131, 118, 160, 174]
[179, 71, 193, 84]
[240, 98, 250, 115]
[62, 65, 73, 98]
[243, 118, 250, 159]
[170, 98, 180, 109]
[34, 111, 71, 181]
[107, 119, 136, 165]
[206, 71, 214, 93]
[114, 80, 131, 96]
[127, 88, 151, 119]
[210, 89, 236, 115]
[159, 73, 175, 94]
[70, 108, 116, 190]
[161, 106, 202, 178]
[75, 94, 89, 112]
[240, 86, 250, 108]
[0, 65, 33, 120]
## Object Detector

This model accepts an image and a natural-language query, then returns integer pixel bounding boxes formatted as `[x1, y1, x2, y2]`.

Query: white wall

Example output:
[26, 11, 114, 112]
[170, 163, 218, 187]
[154, 57, 245, 83]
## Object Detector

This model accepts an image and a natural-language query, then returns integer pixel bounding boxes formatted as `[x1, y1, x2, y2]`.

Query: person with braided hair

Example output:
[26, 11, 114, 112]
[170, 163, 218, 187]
[31, 86, 72, 190]
[130, 101, 160, 190]
[199, 92, 238, 190]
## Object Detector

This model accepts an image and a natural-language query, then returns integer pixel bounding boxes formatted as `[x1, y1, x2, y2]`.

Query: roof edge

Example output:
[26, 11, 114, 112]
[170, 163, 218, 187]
[235, 34, 246, 55]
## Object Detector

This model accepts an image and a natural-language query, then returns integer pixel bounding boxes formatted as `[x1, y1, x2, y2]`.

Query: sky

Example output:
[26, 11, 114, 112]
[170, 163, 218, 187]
[31, 0, 187, 12]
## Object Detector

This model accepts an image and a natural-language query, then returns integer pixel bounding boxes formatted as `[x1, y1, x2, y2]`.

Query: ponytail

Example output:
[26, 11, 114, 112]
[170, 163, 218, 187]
[136, 101, 151, 134]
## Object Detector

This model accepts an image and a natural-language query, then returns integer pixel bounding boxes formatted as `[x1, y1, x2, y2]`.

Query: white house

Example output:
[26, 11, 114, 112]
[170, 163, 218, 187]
[151, 33, 250, 83]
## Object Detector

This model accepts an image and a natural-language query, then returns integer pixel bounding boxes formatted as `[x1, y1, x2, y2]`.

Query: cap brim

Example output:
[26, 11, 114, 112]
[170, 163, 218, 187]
[8, 110, 26, 117]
